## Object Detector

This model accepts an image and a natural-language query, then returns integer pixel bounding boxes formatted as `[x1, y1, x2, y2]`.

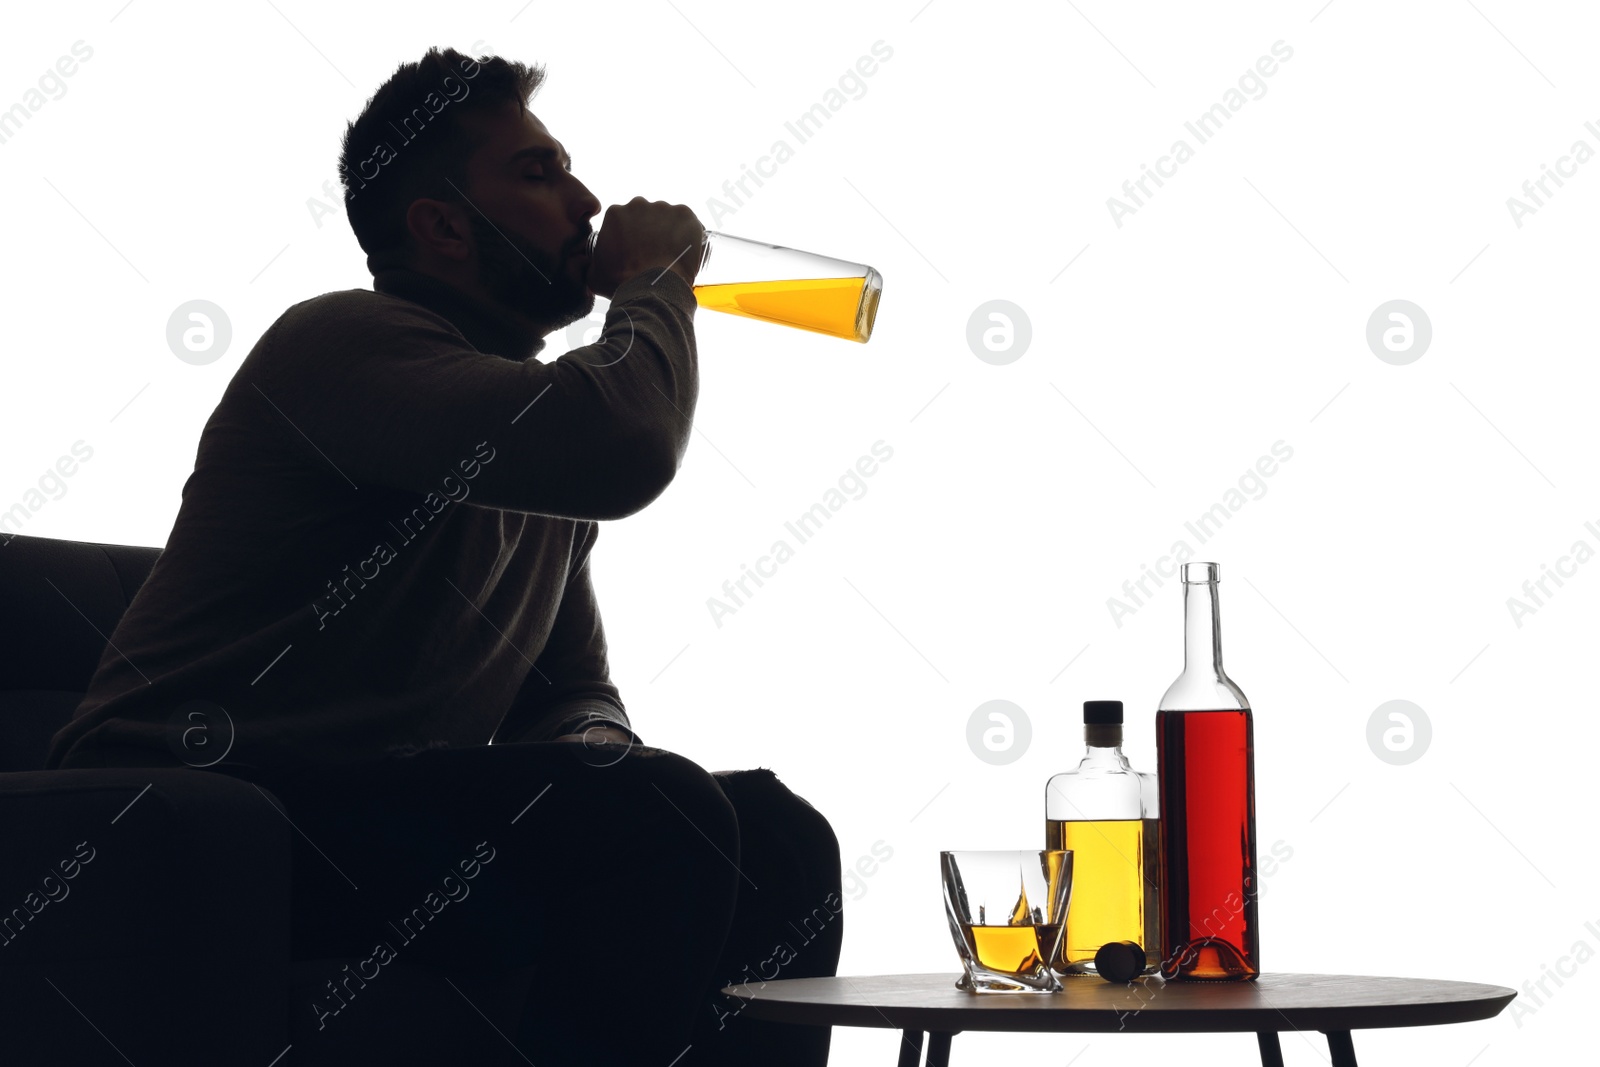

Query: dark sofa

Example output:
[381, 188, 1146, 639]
[0, 533, 542, 1066]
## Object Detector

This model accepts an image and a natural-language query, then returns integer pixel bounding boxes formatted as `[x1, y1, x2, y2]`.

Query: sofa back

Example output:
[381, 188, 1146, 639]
[0, 534, 161, 771]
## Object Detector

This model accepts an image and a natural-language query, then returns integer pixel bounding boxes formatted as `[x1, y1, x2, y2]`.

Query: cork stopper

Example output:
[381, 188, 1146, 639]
[1095, 940, 1146, 983]
[1084, 700, 1123, 748]
[1085, 724, 1121, 747]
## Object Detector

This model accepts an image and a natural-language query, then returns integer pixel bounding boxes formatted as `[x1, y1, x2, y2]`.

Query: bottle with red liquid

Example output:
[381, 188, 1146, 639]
[1156, 561, 1259, 981]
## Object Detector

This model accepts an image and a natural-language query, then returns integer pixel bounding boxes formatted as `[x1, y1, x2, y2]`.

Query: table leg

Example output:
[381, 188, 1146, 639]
[895, 1029, 924, 1067]
[1324, 1030, 1358, 1067]
[1256, 1031, 1285, 1067]
[926, 1031, 955, 1067]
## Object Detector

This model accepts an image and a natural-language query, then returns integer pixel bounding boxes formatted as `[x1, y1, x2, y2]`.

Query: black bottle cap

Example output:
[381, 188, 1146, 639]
[1083, 700, 1123, 725]
[1094, 940, 1145, 983]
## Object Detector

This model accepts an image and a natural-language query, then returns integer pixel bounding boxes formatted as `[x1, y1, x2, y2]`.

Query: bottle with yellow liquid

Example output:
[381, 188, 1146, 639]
[693, 230, 883, 343]
[1044, 700, 1160, 977]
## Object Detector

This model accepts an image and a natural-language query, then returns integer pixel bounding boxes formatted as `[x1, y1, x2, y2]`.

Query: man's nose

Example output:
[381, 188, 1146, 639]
[571, 179, 601, 223]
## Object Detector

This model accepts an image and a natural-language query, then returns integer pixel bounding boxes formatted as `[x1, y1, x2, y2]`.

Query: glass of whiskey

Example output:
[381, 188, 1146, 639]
[694, 230, 883, 343]
[941, 849, 1073, 993]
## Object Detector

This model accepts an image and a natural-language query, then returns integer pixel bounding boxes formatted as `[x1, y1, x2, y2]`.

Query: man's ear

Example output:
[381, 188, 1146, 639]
[405, 197, 473, 262]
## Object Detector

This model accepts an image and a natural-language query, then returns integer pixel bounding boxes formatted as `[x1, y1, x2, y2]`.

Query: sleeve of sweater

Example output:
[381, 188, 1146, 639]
[255, 268, 698, 522]
[490, 522, 637, 746]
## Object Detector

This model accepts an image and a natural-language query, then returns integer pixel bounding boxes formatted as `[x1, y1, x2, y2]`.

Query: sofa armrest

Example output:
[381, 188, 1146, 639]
[0, 768, 293, 1064]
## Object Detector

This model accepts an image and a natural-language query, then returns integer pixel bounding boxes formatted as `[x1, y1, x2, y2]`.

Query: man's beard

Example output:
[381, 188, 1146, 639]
[469, 213, 594, 334]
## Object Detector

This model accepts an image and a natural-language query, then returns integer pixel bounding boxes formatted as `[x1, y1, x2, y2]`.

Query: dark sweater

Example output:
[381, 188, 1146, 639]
[45, 265, 698, 772]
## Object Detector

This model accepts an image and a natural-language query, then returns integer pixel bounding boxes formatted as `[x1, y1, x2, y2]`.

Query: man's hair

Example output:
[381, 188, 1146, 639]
[339, 47, 544, 273]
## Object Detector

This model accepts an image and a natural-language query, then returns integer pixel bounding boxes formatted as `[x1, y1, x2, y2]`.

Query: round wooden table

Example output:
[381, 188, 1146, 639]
[719, 972, 1515, 1066]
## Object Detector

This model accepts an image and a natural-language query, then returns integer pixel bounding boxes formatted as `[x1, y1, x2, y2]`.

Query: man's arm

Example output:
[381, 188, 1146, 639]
[491, 522, 638, 746]
[253, 266, 698, 523]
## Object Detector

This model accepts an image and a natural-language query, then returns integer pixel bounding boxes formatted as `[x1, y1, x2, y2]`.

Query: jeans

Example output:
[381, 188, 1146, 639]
[213, 741, 842, 1066]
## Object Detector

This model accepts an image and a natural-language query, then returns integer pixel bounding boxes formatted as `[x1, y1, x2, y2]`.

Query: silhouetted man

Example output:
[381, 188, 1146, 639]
[46, 47, 842, 1066]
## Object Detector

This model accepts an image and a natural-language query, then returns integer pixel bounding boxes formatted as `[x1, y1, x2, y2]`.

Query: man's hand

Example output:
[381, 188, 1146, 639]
[551, 724, 635, 747]
[586, 197, 705, 299]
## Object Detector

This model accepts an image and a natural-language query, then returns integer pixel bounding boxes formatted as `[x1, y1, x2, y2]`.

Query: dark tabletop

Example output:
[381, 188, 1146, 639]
[719, 973, 1516, 1034]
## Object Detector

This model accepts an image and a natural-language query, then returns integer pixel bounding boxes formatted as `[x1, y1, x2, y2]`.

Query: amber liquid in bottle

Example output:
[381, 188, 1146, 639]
[693, 277, 881, 342]
[1045, 817, 1160, 972]
[1156, 709, 1258, 979]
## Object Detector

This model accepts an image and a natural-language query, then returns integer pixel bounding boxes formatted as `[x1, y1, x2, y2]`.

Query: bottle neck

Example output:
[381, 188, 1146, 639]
[1160, 569, 1249, 711]
[1183, 579, 1224, 676]
[1081, 724, 1131, 769]
[1084, 723, 1122, 750]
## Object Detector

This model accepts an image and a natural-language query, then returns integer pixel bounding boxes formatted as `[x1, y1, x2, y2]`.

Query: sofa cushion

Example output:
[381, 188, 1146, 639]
[289, 956, 537, 1064]
[0, 690, 82, 772]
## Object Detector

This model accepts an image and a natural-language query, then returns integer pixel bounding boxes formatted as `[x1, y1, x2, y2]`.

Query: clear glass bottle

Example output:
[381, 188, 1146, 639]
[1044, 700, 1159, 976]
[694, 231, 883, 343]
[1156, 561, 1260, 981]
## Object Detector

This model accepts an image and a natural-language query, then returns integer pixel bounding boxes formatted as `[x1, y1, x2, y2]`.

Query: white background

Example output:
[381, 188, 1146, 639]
[3, 1, 1596, 1064]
